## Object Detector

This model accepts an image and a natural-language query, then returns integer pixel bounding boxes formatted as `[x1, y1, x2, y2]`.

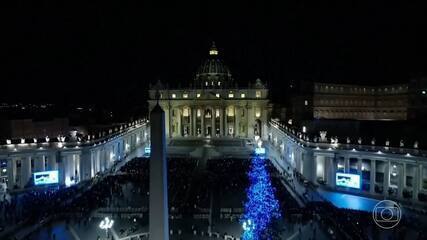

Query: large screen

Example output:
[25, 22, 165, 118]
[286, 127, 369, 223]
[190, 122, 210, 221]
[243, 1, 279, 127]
[255, 147, 266, 155]
[34, 170, 59, 185]
[336, 173, 361, 189]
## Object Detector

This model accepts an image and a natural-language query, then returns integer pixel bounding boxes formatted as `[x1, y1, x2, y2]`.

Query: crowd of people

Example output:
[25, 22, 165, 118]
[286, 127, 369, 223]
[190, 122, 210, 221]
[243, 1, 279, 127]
[3, 153, 425, 239]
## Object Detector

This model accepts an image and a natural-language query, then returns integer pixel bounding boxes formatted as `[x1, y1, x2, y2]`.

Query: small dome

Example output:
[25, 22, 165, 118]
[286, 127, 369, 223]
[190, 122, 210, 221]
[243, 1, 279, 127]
[194, 42, 233, 88]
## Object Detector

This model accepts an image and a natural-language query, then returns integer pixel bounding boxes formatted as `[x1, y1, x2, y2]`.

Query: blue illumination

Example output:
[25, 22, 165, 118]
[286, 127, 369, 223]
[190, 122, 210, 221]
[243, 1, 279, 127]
[241, 155, 281, 239]
[144, 147, 151, 155]
[254, 147, 266, 155]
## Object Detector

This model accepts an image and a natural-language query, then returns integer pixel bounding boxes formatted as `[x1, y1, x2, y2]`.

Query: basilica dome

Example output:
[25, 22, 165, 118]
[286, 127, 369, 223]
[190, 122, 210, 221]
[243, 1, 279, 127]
[194, 42, 233, 88]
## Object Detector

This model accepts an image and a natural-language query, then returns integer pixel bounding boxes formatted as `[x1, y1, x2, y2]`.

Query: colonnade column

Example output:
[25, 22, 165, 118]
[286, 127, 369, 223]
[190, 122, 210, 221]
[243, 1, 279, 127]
[302, 152, 315, 182]
[398, 163, 406, 198]
[370, 159, 376, 194]
[20, 156, 31, 188]
[245, 105, 249, 138]
[59, 154, 67, 185]
[357, 158, 362, 175]
[328, 157, 336, 188]
[344, 157, 350, 173]
[7, 158, 16, 189]
[47, 153, 57, 171]
[34, 155, 45, 172]
[413, 164, 421, 201]
[384, 161, 390, 196]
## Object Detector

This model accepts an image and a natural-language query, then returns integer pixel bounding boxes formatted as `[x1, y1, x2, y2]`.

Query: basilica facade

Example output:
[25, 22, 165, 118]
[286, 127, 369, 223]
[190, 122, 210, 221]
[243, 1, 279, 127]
[148, 43, 271, 139]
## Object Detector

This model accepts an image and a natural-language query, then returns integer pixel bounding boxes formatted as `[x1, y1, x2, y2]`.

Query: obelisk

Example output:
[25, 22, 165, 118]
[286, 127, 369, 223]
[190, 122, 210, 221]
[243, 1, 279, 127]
[149, 93, 169, 240]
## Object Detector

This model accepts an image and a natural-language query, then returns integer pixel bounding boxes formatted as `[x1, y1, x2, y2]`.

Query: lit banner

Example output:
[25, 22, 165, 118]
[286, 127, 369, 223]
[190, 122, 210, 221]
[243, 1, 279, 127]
[336, 172, 360, 189]
[34, 170, 59, 185]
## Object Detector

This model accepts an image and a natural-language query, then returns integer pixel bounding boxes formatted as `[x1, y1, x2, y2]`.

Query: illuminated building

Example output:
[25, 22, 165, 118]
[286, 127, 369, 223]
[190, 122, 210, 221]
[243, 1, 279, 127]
[148, 42, 271, 139]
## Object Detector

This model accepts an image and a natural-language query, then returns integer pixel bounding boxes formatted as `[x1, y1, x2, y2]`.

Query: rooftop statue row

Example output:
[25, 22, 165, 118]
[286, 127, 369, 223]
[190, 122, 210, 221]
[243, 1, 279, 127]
[0, 119, 148, 147]
[270, 119, 426, 157]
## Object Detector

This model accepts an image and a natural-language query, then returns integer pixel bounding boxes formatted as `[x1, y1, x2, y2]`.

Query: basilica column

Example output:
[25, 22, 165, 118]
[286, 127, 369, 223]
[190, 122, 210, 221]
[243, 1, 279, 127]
[224, 107, 228, 136]
[211, 108, 215, 137]
[370, 159, 376, 194]
[192, 108, 196, 136]
[177, 108, 182, 137]
[190, 107, 194, 136]
[201, 107, 205, 137]
[235, 106, 240, 137]
[219, 107, 224, 136]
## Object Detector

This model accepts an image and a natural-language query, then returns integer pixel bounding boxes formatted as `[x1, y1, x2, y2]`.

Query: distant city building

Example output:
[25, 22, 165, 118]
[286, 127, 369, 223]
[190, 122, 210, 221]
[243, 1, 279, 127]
[0, 118, 70, 139]
[312, 83, 408, 120]
[289, 78, 427, 123]
[148, 42, 272, 138]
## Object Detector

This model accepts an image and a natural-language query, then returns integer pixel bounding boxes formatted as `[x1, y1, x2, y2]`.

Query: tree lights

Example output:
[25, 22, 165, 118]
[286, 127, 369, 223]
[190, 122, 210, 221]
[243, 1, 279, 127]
[241, 155, 281, 239]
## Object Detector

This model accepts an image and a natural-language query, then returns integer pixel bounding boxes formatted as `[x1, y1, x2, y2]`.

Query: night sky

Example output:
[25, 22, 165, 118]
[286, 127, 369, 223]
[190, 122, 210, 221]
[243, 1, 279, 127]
[1, 2, 426, 107]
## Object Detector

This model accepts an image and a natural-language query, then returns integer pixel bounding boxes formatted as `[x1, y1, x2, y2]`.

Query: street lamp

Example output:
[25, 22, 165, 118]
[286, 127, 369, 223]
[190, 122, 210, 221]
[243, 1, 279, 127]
[99, 217, 114, 238]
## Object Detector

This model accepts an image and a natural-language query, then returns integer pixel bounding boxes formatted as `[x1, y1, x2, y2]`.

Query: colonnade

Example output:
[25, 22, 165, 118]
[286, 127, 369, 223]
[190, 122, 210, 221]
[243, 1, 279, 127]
[0, 124, 149, 190]
[267, 121, 427, 203]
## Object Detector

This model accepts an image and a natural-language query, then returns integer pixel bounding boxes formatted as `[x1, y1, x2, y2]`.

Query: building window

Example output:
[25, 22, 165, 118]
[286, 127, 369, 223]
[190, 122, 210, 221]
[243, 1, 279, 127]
[218, 81, 221, 86]
[256, 91, 261, 98]
[197, 93, 201, 98]
[228, 93, 234, 98]
[183, 108, 189, 117]
[255, 108, 261, 118]
[172, 109, 175, 117]
[197, 109, 201, 117]
[183, 93, 188, 98]
[209, 49, 218, 55]
[241, 93, 245, 98]
[172, 94, 176, 99]
[215, 109, 220, 118]
[304, 100, 308, 106]
[216, 93, 220, 98]
[205, 81, 208, 86]
[227, 107, 234, 117]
